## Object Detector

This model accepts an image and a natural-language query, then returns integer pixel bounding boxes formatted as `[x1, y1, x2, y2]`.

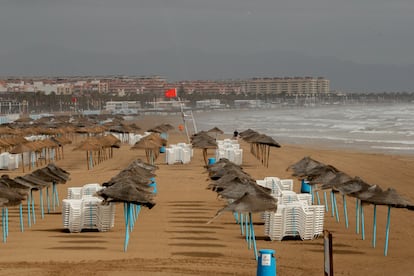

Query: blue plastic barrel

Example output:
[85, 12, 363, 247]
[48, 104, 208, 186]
[257, 249, 276, 276]
[208, 158, 216, 165]
[159, 146, 166, 153]
[301, 179, 311, 193]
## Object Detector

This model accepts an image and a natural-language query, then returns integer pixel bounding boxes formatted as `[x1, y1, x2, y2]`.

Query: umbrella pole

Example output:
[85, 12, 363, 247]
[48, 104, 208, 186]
[31, 190, 36, 224]
[19, 203, 24, 232]
[315, 191, 321, 205]
[27, 192, 31, 227]
[40, 189, 44, 219]
[356, 199, 360, 234]
[2, 208, 5, 243]
[240, 213, 244, 235]
[124, 202, 130, 252]
[245, 213, 249, 246]
[333, 192, 339, 222]
[372, 205, 377, 248]
[384, 206, 391, 256]
[54, 181, 60, 209]
[330, 191, 335, 217]
[343, 194, 349, 229]
[86, 151, 89, 170]
[361, 203, 365, 240]
[46, 186, 50, 214]
[22, 153, 25, 173]
[249, 213, 258, 261]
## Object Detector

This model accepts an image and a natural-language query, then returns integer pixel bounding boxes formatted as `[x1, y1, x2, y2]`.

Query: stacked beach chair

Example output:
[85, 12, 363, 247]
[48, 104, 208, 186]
[165, 143, 193, 164]
[215, 139, 243, 165]
[257, 177, 324, 241]
[62, 183, 116, 233]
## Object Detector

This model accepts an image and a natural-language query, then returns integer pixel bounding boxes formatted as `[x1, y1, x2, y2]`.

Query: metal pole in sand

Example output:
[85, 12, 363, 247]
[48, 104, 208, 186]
[384, 206, 391, 256]
[343, 194, 349, 228]
[372, 205, 377, 248]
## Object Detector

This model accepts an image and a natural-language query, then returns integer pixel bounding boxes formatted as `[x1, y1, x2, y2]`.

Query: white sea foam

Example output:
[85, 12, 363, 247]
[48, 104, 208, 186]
[196, 103, 414, 155]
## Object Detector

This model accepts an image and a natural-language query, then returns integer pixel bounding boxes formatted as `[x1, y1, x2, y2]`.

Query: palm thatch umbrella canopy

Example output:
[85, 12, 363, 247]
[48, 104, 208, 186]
[73, 139, 103, 170]
[333, 177, 373, 197]
[239, 129, 280, 168]
[209, 191, 277, 224]
[131, 133, 166, 165]
[362, 188, 413, 209]
[287, 156, 325, 178]
[147, 123, 175, 134]
[207, 126, 224, 139]
[0, 185, 27, 206]
[207, 126, 224, 135]
[359, 187, 414, 256]
[97, 182, 155, 208]
[191, 131, 218, 166]
[9, 142, 33, 173]
[0, 175, 31, 197]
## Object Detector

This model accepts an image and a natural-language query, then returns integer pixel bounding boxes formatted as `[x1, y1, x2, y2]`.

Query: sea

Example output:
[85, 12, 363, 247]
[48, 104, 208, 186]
[194, 103, 414, 156]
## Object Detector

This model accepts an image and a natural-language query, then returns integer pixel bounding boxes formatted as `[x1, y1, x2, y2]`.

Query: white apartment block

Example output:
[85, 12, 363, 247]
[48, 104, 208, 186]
[244, 77, 330, 96]
[104, 101, 141, 113]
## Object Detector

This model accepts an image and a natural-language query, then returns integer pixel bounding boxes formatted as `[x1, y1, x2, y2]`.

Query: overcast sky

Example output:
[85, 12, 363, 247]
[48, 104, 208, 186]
[1, 0, 414, 91]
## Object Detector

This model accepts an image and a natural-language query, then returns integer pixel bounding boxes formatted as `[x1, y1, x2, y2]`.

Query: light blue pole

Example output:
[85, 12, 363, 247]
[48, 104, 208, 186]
[240, 213, 244, 235]
[54, 183, 60, 208]
[356, 199, 360, 234]
[249, 213, 258, 261]
[372, 205, 377, 248]
[129, 203, 134, 232]
[2, 208, 5, 243]
[19, 203, 24, 232]
[27, 192, 31, 227]
[361, 204, 365, 240]
[343, 195, 349, 228]
[330, 192, 335, 217]
[233, 212, 239, 223]
[324, 191, 329, 212]
[384, 206, 391, 256]
[40, 189, 44, 219]
[5, 208, 8, 238]
[31, 190, 36, 224]
[333, 193, 339, 222]
[245, 213, 249, 245]
[315, 191, 321, 205]
[46, 186, 50, 214]
[124, 202, 130, 252]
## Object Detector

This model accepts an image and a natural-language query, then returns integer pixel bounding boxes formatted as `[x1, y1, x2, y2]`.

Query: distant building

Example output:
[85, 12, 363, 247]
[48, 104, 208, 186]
[104, 101, 141, 114]
[195, 99, 225, 109]
[244, 76, 330, 96]
[234, 100, 265, 109]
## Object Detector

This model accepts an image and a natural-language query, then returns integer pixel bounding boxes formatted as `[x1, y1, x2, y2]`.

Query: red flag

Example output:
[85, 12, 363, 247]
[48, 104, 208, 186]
[164, 88, 177, 98]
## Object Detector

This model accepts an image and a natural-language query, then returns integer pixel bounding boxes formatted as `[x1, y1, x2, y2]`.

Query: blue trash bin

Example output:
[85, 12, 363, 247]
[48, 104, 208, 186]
[257, 249, 276, 276]
[208, 158, 216, 165]
[301, 179, 311, 193]
[159, 146, 166, 153]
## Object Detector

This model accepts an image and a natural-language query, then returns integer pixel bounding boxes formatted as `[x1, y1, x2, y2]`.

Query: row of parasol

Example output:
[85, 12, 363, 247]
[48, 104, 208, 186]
[96, 159, 158, 251]
[205, 158, 278, 260]
[287, 156, 414, 256]
[0, 163, 70, 242]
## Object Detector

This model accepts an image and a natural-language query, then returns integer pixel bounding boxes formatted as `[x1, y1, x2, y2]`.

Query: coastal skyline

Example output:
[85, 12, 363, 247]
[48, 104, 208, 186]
[1, 0, 414, 92]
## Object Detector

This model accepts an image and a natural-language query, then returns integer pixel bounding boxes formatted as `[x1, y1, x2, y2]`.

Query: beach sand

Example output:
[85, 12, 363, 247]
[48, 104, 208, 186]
[0, 114, 413, 276]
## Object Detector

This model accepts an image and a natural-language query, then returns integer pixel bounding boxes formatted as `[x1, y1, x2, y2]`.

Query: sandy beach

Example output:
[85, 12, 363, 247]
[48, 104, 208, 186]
[0, 114, 414, 276]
